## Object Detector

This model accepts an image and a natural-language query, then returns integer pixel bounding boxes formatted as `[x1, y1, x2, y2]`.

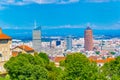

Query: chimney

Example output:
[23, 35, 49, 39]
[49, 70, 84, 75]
[0, 28, 2, 34]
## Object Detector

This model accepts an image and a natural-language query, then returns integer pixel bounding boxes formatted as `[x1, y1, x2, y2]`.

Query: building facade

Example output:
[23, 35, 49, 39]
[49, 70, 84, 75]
[0, 28, 12, 72]
[66, 35, 72, 50]
[84, 27, 93, 51]
[32, 27, 41, 52]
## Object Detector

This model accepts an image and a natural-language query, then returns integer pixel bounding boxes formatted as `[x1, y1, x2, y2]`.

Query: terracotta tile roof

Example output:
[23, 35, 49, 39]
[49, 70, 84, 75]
[89, 56, 99, 60]
[89, 57, 115, 63]
[18, 45, 34, 52]
[54, 57, 66, 62]
[12, 51, 19, 57]
[0, 34, 11, 40]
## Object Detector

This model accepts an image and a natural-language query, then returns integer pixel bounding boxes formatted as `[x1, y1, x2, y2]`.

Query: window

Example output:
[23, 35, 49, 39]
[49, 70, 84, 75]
[1, 57, 4, 61]
[0, 40, 8, 44]
[0, 53, 2, 57]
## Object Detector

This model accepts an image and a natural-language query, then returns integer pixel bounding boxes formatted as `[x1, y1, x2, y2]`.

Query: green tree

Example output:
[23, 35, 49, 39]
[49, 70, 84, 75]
[46, 62, 62, 80]
[38, 52, 50, 64]
[95, 51, 100, 55]
[0, 75, 10, 80]
[102, 56, 120, 79]
[60, 53, 103, 80]
[4, 54, 48, 80]
[110, 52, 116, 55]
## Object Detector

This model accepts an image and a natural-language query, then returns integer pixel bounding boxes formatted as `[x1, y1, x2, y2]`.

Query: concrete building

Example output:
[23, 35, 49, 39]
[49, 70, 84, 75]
[32, 26, 41, 52]
[84, 27, 93, 51]
[66, 35, 72, 50]
[0, 28, 12, 72]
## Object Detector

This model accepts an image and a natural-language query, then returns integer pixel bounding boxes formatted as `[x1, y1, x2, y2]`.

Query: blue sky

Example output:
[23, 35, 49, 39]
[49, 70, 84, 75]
[0, 0, 120, 30]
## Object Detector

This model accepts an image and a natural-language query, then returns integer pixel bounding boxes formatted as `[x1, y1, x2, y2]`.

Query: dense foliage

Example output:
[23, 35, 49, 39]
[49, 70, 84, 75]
[3, 52, 120, 80]
[60, 53, 104, 80]
[4, 53, 48, 80]
[102, 56, 120, 79]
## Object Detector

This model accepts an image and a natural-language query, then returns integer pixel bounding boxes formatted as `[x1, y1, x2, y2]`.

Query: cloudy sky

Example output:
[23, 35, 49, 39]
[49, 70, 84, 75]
[0, 0, 120, 30]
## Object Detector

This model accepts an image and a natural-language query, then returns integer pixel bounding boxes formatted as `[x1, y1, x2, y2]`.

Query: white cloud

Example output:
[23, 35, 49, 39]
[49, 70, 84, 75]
[43, 24, 86, 30]
[57, 0, 79, 4]
[85, 0, 120, 3]
[0, 0, 120, 9]
[0, 0, 79, 6]
[0, 0, 120, 6]
[0, 0, 80, 10]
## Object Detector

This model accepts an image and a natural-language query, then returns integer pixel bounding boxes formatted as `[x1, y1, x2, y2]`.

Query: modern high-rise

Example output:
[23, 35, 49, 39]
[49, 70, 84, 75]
[66, 35, 72, 50]
[32, 26, 41, 52]
[84, 27, 93, 51]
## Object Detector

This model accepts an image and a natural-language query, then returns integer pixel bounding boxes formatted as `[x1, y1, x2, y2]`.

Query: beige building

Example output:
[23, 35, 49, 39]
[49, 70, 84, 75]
[0, 28, 12, 73]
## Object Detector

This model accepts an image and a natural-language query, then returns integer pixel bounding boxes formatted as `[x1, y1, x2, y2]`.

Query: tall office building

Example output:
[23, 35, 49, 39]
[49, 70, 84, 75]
[66, 35, 72, 50]
[84, 27, 93, 51]
[32, 22, 41, 52]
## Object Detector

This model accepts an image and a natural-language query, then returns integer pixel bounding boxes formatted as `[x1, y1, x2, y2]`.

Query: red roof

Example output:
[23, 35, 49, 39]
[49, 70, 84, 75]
[89, 57, 115, 63]
[17, 45, 34, 52]
[0, 34, 11, 40]
[12, 51, 19, 57]
[54, 57, 66, 62]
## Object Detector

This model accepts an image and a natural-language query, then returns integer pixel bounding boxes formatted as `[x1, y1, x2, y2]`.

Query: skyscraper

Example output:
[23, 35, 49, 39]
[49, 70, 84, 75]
[84, 27, 93, 51]
[32, 22, 41, 52]
[66, 35, 72, 50]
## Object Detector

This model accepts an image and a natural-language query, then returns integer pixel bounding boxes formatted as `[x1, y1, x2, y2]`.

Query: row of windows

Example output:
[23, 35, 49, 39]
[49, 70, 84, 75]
[0, 47, 11, 51]
[0, 56, 10, 61]
[0, 40, 8, 44]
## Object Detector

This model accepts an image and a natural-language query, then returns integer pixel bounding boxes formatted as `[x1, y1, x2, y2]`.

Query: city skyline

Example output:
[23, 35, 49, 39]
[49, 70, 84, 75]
[0, 0, 120, 30]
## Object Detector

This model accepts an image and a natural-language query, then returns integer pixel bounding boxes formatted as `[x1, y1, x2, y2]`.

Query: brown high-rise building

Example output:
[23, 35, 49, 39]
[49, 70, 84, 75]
[84, 27, 93, 51]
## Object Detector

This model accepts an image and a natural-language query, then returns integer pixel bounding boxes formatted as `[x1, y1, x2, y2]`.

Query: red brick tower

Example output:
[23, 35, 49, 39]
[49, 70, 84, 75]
[84, 27, 93, 51]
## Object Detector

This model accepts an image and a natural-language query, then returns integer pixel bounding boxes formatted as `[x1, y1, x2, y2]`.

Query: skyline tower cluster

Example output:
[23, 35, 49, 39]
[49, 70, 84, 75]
[32, 23, 93, 52]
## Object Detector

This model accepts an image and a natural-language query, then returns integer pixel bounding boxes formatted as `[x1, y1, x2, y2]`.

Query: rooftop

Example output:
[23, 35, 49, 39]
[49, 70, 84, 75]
[0, 28, 11, 40]
[89, 57, 115, 63]
[54, 56, 66, 63]
[86, 26, 92, 30]
[34, 26, 41, 30]
[16, 45, 34, 52]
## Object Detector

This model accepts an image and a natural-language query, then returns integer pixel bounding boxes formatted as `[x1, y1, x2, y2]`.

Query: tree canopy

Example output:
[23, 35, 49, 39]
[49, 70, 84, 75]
[4, 53, 49, 80]
[3, 52, 120, 80]
[60, 53, 101, 80]
[102, 56, 120, 79]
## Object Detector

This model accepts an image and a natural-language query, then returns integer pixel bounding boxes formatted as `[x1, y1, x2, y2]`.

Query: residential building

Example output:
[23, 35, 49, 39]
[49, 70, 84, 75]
[0, 28, 12, 72]
[12, 45, 35, 56]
